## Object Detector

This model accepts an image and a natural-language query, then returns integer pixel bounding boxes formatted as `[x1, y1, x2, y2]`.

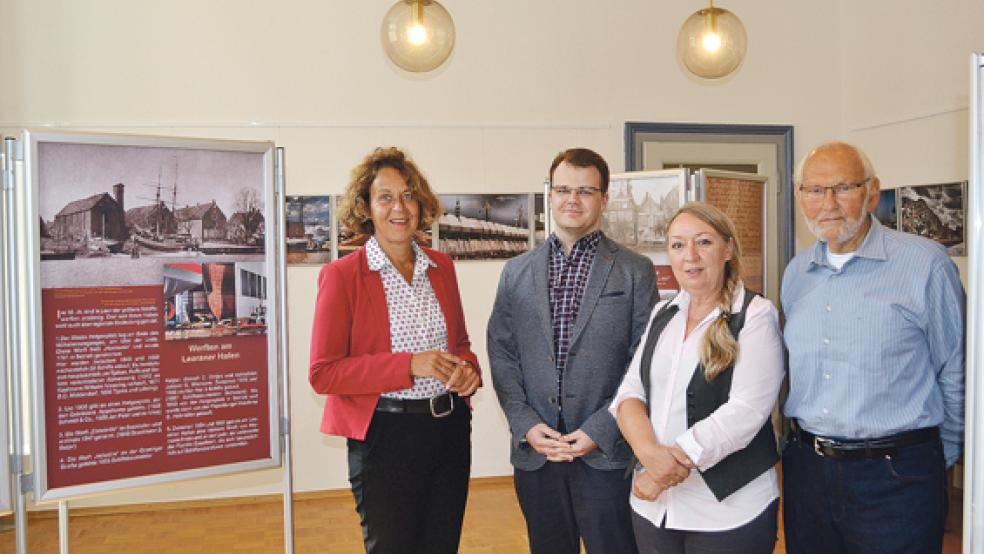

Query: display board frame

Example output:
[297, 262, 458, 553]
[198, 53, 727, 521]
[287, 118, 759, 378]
[21, 130, 284, 502]
[0, 145, 13, 515]
[964, 51, 984, 554]
[695, 169, 769, 298]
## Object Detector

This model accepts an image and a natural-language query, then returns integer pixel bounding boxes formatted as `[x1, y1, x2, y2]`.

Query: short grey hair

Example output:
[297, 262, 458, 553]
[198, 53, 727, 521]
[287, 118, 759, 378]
[793, 142, 876, 186]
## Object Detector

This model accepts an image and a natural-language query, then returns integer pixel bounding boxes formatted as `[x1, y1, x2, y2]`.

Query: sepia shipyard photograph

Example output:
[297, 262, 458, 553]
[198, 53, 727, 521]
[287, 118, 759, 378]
[38, 141, 267, 288]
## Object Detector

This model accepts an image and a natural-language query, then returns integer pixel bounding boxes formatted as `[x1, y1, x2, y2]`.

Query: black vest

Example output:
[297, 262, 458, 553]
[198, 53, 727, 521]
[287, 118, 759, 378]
[638, 291, 778, 501]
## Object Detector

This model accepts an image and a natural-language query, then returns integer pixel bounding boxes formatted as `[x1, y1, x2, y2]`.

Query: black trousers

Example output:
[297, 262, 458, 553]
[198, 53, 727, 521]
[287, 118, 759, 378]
[514, 459, 638, 554]
[347, 400, 471, 554]
[782, 433, 946, 554]
[631, 498, 779, 554]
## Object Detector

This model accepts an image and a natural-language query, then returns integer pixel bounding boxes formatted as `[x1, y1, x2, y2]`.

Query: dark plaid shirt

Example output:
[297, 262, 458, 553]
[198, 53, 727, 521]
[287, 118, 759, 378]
[548, 231, 601, 386]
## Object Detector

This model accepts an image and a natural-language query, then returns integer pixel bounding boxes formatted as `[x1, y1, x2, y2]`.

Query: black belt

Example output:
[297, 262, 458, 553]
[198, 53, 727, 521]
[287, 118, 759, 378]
[375, 392, 456, 418]
[793, 421, 939, 460]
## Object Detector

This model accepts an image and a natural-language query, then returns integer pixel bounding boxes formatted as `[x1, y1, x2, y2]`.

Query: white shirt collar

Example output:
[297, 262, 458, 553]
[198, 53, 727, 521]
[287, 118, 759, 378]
[365, 236, 436, 273]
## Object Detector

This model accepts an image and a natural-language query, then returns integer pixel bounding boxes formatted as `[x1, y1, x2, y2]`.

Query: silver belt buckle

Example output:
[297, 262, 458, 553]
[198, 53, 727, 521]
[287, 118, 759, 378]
[429, 393, 453, 418]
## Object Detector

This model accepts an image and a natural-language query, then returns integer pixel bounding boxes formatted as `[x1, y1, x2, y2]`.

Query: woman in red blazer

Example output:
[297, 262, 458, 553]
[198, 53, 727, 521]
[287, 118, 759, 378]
[309, 147, 480, 554]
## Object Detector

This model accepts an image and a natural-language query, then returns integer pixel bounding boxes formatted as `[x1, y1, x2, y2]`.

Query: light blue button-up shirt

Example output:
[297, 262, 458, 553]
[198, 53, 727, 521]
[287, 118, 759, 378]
[782, 216, 965, 465]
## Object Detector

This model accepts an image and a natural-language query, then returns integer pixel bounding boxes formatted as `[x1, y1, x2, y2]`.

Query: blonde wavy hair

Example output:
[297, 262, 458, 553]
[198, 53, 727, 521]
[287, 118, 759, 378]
[668, 201, 744, 381]
[337, 147, 441, 236]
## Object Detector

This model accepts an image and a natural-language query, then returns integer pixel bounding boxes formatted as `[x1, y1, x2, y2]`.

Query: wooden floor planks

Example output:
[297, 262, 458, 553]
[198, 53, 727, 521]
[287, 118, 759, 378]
[0, 476, 962, 553]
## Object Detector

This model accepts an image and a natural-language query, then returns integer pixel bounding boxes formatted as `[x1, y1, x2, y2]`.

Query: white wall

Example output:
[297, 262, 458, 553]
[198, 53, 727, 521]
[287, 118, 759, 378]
[838, 1, 984, 279]
[1, 0, 971, 508]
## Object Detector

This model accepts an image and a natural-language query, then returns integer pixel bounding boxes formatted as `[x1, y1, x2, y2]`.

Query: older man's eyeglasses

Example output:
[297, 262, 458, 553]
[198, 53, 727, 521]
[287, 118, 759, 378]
[551, 185, 602, 197]
[798, 178, 871, 201]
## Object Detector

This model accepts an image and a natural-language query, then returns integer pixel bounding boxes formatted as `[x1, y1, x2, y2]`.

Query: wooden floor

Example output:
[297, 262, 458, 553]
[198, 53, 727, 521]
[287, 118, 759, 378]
[0, 476, 963, 553]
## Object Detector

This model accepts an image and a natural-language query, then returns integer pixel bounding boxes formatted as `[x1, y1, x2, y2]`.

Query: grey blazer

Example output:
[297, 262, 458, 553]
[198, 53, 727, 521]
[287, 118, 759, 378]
[488, 233, 657, 471]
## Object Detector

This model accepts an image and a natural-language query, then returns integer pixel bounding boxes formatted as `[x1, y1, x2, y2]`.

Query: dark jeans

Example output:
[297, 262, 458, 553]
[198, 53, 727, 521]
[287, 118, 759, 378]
[346, 401, 471, 554]
[631, 498, 778, 554]
[514, 459, 637, 554]
[782, 431, 946, 554]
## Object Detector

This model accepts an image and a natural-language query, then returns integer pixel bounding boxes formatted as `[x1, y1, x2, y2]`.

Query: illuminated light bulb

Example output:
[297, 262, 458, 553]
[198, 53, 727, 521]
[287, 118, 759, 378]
[702, 32, 722, 52]
[408, 23, 428, 45]
[677, 1, 747, 79]
[381, 0, 455, 73]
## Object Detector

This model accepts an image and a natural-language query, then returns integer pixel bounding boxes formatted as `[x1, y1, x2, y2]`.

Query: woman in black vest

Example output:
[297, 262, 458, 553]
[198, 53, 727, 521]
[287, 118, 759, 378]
[610, 202, 783, 553]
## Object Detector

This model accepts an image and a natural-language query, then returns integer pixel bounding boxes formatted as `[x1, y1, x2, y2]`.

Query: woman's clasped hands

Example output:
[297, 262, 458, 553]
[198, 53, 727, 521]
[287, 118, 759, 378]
[410, 351, 480, 397]
[632, 444, 696, 501]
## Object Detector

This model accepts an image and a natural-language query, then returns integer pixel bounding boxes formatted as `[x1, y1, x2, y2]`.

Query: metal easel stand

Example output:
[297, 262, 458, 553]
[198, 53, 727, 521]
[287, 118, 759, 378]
[275, 147, 295, 554]
[965, 52, 984, 554]
[4, 136, 31, 554]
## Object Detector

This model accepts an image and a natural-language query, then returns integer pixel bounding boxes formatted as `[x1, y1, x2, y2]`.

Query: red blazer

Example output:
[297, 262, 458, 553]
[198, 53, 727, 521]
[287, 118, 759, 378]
[309, 244, 480, 440]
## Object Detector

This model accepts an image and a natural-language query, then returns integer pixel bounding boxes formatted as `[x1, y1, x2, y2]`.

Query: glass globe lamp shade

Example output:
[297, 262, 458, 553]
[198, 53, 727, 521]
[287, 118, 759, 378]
[381, 0, 456, 73]
[677, 5, 747, 79]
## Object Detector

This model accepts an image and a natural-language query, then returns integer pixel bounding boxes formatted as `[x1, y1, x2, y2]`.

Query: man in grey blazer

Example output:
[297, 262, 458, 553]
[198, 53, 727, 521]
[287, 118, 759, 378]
[488, 148, 657, 554]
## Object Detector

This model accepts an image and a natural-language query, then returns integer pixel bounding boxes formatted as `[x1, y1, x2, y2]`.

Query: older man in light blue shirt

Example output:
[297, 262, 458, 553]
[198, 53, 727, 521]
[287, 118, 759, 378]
[781, 142, 964, 554]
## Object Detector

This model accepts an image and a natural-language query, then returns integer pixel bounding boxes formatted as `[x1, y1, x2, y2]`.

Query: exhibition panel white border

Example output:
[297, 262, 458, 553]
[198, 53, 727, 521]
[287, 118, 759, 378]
[965, 52, 984, 554]
[18, 130, 284, 502]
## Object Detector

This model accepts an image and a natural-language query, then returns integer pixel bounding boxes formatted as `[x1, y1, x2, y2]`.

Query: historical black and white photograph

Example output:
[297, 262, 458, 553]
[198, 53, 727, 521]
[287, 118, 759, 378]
[437, 194, 531, 260]
[164, 262, 268, 340]
[38, 141, 268, 287]
[874, 189, 898, 230]
[603, 176, 684, 266]
[898, 182, 965, 256]
[286, 196, 332, 265]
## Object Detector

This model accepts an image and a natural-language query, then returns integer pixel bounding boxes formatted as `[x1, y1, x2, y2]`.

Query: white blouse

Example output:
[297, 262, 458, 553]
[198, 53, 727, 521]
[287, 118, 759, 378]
[366, 237, 449, 400]
[609, 284, 784, 531]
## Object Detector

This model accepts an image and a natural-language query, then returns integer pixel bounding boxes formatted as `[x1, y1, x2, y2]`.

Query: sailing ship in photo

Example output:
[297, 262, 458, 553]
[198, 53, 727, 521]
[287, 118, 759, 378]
[36, 141, 269, 291]
[41, 160, 266, 261]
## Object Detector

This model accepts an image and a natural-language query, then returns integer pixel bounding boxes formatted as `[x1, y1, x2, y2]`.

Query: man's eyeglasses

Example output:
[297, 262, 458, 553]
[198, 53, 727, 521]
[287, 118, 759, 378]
[798, 178, 870, 201]
[551, 185, 602, 197]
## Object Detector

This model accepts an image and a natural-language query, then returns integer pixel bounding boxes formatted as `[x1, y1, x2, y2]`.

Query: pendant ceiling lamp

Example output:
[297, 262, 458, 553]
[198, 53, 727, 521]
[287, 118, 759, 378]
[381, 0, 456, 73]
[677, 0, 747, 79]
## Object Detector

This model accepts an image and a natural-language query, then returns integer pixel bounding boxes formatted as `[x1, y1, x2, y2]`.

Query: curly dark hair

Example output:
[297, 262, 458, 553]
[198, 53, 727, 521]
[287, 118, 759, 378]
[337, 147, 442, 236]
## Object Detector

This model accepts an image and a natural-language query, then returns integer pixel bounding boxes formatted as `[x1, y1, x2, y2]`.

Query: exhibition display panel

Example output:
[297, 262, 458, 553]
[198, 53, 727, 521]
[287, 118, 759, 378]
[14, 131, 285, 502]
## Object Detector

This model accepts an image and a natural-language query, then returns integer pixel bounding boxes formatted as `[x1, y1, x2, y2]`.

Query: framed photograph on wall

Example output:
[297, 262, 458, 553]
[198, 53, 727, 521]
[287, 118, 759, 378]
[875, 189, 899, 230]
[437, 194, 531, 260]
[285, 195, 332, 265]
[898, 181, 966, 256]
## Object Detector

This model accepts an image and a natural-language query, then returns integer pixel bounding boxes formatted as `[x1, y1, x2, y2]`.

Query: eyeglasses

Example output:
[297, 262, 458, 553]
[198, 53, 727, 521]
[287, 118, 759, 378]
[551, 185, 602, 197]
[798, 178, 871, 201]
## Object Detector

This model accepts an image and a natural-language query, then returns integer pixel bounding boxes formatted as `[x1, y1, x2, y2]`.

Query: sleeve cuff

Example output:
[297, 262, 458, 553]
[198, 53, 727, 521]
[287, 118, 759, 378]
[943, 441, 961, 468]
[608, 392, 647, 418]
[675, 430, 704, 468]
